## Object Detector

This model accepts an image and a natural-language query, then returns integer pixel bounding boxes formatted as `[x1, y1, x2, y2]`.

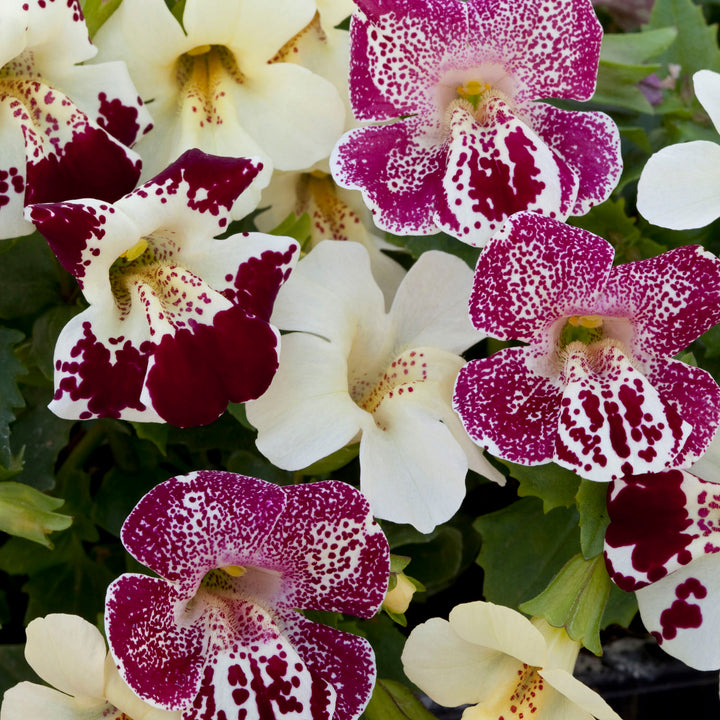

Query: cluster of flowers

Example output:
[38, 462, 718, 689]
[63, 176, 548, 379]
[4, 0, 720, 718]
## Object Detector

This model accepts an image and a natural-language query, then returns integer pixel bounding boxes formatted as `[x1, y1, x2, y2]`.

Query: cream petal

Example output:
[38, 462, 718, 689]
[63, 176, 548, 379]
[540, 668, 623, 720]
[693, 70, 720, 135]
[0, 682, 111, 720]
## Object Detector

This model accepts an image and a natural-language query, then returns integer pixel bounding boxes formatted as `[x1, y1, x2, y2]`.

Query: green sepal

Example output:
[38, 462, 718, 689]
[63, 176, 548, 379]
[0, 482, 72, 547]
[362, 679, 439, 720]
[270, 212, 312, 251]
[576, 479, 610, 560]
[520, 553, 611, 656]
[389, 554, 411, 574]
[299, 443, 359, 475]
[80, 0, 123, 37]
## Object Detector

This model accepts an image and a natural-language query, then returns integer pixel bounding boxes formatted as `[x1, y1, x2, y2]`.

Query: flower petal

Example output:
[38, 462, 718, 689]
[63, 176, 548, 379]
[253, 481, 389, 618]
[468, 212, 614, 342]
[693, 70, 720, 135]
[539, 668, 622, 720]
[0, 99, 33, 238]
[636, 140, 720, 230]
[555, 343, 691, 481]
[0, 682, 111, 720]
[105, 574, 208, 711]
[600, 245, 720, 358]
[24, 614, 106, 703]
[604, 470, 720, 592]
[454, 347, 563, 466]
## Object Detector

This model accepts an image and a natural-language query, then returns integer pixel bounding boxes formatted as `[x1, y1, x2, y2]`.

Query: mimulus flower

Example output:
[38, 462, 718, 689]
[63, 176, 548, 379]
[331, 0, 621, 246]
[0, 0, 153, 238]
[27, 149, 299, 427]
[92, 0, 345, 191]
[637, 70, 720, 230]
[105, 471, 389, 720]
[246, 241, 504, 533]
[0, 613, 178, 720]
[453, 211, 720, 482]
[604, 469, 720, 671]
[402, 601, 621, 720]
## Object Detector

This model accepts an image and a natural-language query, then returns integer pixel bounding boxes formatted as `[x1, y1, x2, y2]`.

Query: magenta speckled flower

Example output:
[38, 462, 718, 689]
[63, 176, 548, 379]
[331, 0, 622, 246]
[105, 471, 390, 720]
[453, 212, 720, 481]
[0, 0, 153, 239]
[604, 470, 720, 671]
[27, 149, 298, 427]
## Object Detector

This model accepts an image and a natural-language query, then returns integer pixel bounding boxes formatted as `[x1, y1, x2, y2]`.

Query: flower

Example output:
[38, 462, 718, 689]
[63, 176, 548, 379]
[92, 0, 345, 189]
[245, 240, 504, 533]
[27, 149, 299, 427]
[401, 601, 622, 720]
[0, 0, 153, 238]
[256, 170, 406, 306]
[604, 469, 720, 671]
[0, 613, 178, 720]
[105, 471, 389, 720]
[453, 211, 720, 481]
[637, 69, 720, 230]
[331, 0, 621, 246]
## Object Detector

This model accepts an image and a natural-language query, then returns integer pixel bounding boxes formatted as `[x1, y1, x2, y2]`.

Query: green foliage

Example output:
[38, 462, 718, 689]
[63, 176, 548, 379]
[363, 679, 439, 720]
[0, 645, 35, 697]
[576, 480, 611, 559]
[270, 212, 313, 250]
[475, 498, 581, 610]
[299, 443, 360, 475]
[0, 329, 25, 469]
[393, 525, 463, 593]
[384, 231, 480, 268]
[520, 553, 611, 655]
[80, 0, 123, 37]
[0, 482, 72, 547]
[502, 460, 579, 512]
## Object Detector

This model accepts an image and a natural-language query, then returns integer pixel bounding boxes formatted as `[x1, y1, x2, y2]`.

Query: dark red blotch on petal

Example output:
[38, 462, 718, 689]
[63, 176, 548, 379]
[96, 91, 143, 148]
[145, 306, 279, 427]
[605, 471, 694, 591]
[655, 577, 707, 642]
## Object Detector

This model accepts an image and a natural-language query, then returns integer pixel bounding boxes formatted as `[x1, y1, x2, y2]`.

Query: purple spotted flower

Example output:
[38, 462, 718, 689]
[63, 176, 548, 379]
[27, 149, 298, 427]
[331, 0, 622, 246]
[105, 471, 390, 720]
[0, 0, 153, 239]
[604, 469, 720, 671]
[453, 212, 720, 481]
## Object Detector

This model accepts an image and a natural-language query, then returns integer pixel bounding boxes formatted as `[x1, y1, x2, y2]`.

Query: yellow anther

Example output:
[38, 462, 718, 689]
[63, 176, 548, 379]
[120, 238, 149, 262]
[568, 314, 603, 329]
[220, 565, 247, 577]
[456, 79, 491, 99]
[187, 44, 212, 56]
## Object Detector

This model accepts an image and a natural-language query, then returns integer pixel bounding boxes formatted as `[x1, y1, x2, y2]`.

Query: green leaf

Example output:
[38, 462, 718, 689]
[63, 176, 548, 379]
[363, 679, 439, 720]
[299, 443, 359, 475]
[601, 581, 639, 629]
[384, 231, 480, 268]
[647, 0, 720, 75]
[227, 402, 255, 430]
[0, 234, 62, 319]
[270, 212, 312, 250]
[351, 613, 409, 685]
[520, 553, 611, 655]
[601, 28, 678, 66]
[0, 328, 26, 468]
[475, 498, 581, 610]
[0, 482, 72, 547]
[576, 480, 610, 559]
[131, 422, 169, 456]
[28, 305, 82, 380]
[80, 0, 123, 36]
[0, 645, 36, 697]
[501, 460, 579, 512]
[594, 61, 658, 113]
[393, 525, 463, 592]
[225, 449, 294, 486]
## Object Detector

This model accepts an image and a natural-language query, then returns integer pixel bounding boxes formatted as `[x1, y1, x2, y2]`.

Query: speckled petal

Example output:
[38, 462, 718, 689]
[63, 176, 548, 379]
[526, 103, 622, 216]
[604, 470, 720, 593]
[468, 212, 614, 342]
[105, 574, 209, 711]
[599, 245, 720, 358]
[437, 99, 569, 246]
[453, 347, 562, 466]
[645, 357, 720, 467]
[635, 554, 720, 670]
[274, 609, 377, 720]
[555, 343, 691, 482]
[120, 471, 286, 597]
[253, 481, 389, 618]
[0, 99, 33, 238]
[331, 117, 446, 235]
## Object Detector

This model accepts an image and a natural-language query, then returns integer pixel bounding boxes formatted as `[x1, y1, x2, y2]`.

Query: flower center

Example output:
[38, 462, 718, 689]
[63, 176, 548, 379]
[456, 79, 493, 109]
[559, 314, 605, 347]
[220, 565, 247, 577]
[175, 45, 244, 125]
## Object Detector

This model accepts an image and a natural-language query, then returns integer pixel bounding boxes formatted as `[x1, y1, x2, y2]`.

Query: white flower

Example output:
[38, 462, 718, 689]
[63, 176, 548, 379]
[246, 240, 504, 533]
[92, 0, 346, 201]
[402, 601, 623, 720]
[637, 69, 720, 229]
[0, 613, 178, 720]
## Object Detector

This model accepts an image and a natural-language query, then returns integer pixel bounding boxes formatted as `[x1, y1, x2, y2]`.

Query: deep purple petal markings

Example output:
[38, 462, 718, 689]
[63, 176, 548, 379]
[27, 149, 299, 427]
[331, 0, 622, 246]
[105, 471, 390, 720]
[453, 211, 720, 481]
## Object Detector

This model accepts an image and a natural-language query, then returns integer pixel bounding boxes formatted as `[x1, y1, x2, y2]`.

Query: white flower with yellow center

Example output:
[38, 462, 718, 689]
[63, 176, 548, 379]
[92, 0, 346, 202]
[402, 602, 623, 720]
[246, 240, 504, 533]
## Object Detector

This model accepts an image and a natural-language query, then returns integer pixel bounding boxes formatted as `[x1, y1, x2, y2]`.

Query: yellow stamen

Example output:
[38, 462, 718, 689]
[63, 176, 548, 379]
[456, 79, 492, 99]
[187, 44, 212, 56]
[120, 238, 149, 262]
[568, 314, 603, 329]
[220, 565, 247, 577]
